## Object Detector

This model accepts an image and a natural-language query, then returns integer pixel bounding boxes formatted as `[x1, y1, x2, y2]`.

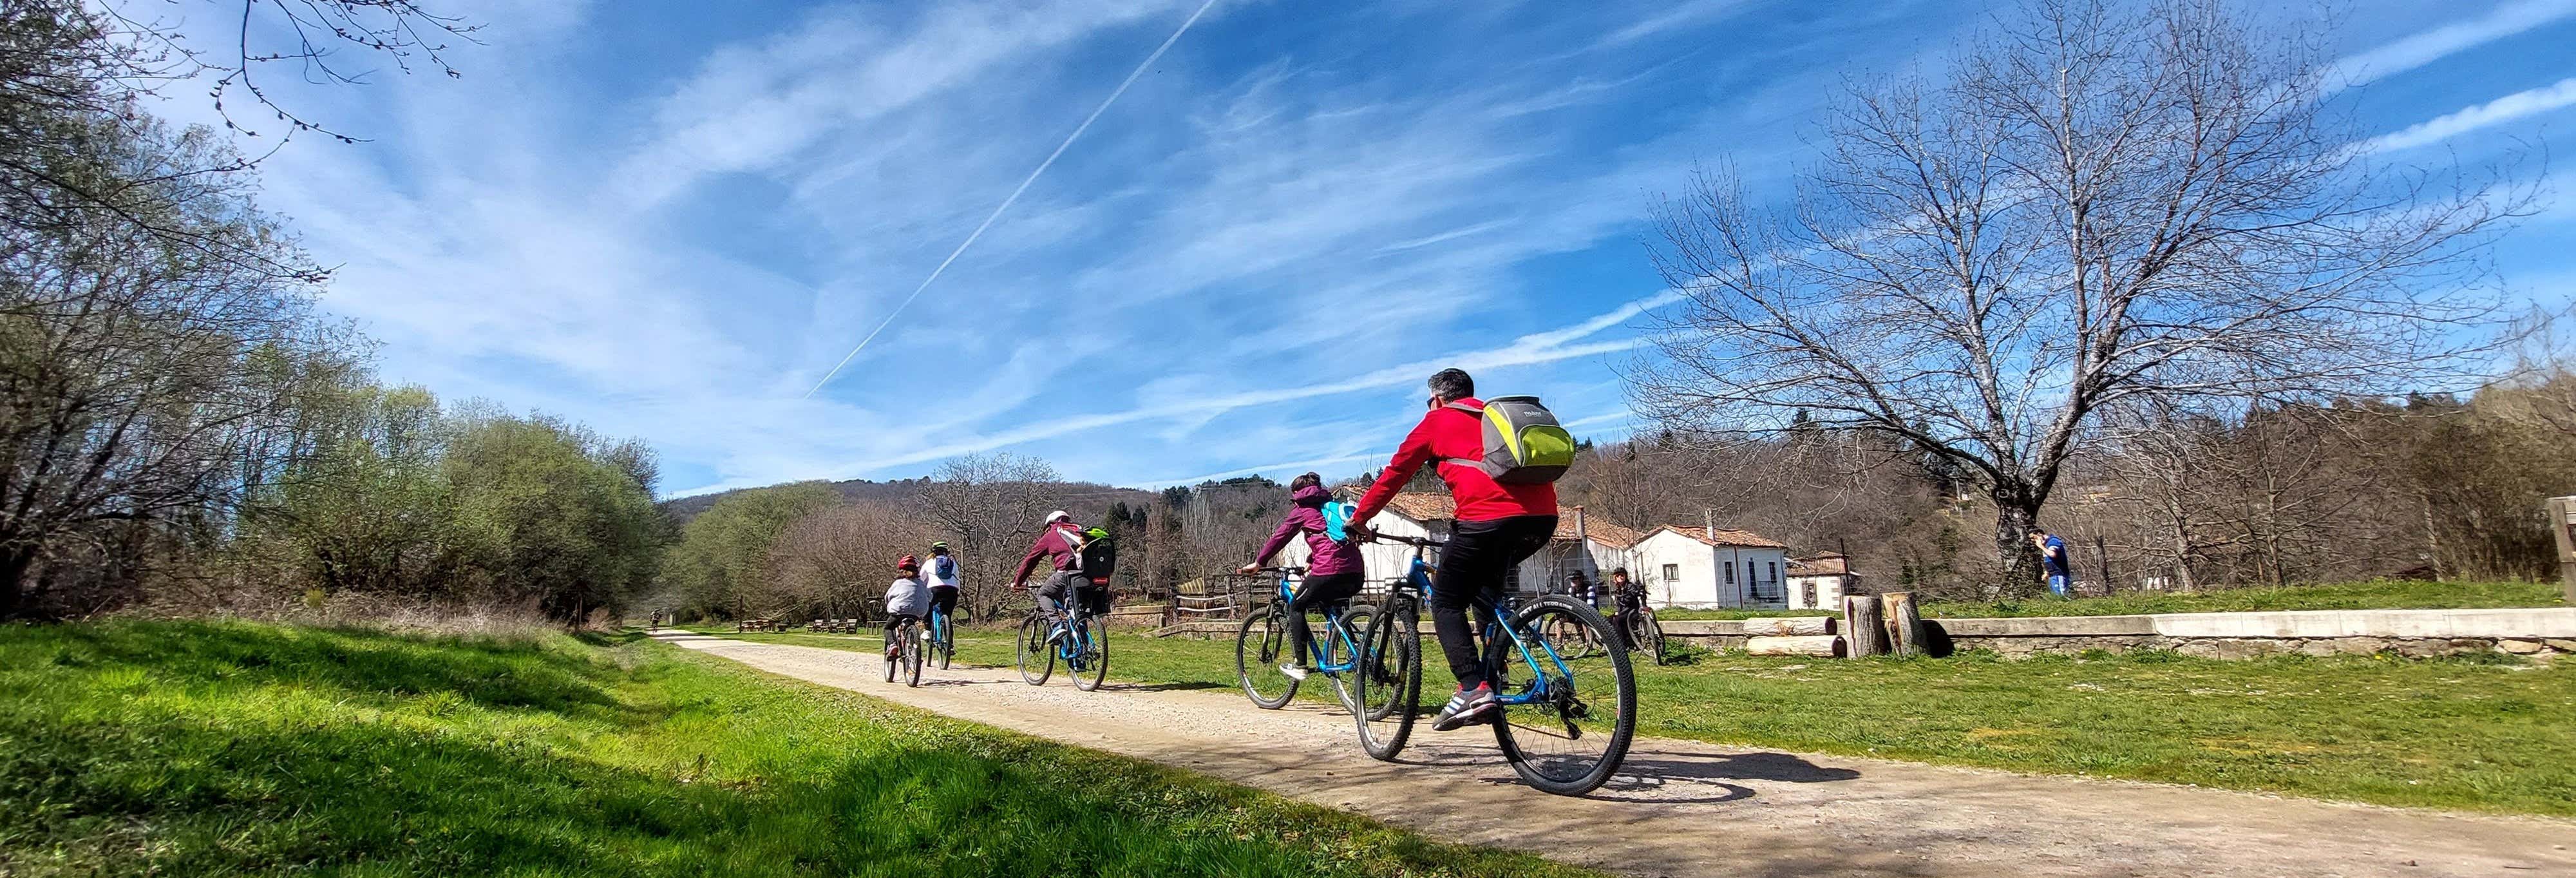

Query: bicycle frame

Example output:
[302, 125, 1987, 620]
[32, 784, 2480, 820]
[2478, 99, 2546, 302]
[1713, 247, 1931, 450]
[1270, 570, 1364, 674]
[1394, 546, 1579, 707]
[1054, 596, 1097, 665]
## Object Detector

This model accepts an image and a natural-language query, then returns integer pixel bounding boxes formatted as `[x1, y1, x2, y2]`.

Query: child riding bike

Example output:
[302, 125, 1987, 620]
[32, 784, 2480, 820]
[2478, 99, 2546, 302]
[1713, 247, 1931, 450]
[1236, 472, 1365, 682]
[924, 540, 962, 622]
[1344, 368, 1560, 732]
[884, 555, 929, 659]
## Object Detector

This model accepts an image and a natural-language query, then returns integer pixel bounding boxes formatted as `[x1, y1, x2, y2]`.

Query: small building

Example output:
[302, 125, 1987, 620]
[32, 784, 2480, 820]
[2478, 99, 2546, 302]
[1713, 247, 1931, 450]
[1625, 524, 1792, 609]
[1784, 553, 1858, 610]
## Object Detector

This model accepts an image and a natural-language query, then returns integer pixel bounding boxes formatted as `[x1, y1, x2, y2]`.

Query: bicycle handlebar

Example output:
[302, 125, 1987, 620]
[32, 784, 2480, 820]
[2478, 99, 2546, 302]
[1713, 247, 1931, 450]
[1256, 566, 1307, 575]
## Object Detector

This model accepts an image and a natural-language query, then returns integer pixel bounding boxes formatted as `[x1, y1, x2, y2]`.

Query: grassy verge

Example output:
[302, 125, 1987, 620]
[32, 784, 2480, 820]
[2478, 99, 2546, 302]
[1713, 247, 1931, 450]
[1651, 578, 2568, 620]
[0, 620, 1601, 877]
[712, 626, 2576, 817]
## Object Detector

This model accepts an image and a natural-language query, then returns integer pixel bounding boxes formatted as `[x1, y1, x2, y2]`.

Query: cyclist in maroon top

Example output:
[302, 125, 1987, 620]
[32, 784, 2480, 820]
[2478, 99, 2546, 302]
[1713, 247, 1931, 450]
[1345, 368, 1558, 730]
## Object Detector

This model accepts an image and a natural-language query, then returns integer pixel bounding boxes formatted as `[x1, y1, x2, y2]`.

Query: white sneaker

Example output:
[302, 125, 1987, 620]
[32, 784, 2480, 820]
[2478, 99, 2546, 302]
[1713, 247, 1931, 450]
[1279, 663, 1310, 682]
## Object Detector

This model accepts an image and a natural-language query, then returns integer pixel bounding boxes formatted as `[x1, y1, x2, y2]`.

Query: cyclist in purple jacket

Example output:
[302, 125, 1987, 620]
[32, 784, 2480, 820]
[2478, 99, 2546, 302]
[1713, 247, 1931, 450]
[1236, 473, 1365, 682]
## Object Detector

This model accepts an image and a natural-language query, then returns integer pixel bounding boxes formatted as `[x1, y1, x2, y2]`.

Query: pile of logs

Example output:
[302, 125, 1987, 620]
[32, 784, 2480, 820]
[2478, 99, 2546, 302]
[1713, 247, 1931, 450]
[1743, 591, 1928, 658]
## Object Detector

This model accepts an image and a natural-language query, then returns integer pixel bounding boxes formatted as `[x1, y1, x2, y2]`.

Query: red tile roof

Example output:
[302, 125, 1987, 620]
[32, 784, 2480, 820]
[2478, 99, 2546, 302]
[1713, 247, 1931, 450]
[1658, 524, 1787, 549]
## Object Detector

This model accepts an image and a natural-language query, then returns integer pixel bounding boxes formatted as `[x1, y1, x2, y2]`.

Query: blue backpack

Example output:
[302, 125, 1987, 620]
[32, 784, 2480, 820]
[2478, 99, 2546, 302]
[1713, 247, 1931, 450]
[1321, 500, 1356, 542]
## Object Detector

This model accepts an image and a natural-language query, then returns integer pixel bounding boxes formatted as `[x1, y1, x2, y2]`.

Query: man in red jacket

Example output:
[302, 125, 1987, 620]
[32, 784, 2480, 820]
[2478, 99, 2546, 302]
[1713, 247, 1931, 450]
[1346, 368, 1557, 730]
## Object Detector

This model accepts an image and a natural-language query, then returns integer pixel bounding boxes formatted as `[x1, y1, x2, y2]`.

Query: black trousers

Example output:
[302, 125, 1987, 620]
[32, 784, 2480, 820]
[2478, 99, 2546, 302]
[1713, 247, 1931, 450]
[1283, 571, 1363, 665]
[928, 586, 959, 622]
[1430, 515, 1557, 690]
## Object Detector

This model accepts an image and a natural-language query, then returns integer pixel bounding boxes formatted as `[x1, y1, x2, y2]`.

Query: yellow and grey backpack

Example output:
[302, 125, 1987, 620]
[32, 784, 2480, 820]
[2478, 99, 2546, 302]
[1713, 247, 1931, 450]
[1443, 396, 1577, 484]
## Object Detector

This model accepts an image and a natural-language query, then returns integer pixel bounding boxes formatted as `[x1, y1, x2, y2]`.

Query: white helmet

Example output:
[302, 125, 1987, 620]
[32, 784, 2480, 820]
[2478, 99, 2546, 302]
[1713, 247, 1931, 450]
[1044, 510, 1071, 525]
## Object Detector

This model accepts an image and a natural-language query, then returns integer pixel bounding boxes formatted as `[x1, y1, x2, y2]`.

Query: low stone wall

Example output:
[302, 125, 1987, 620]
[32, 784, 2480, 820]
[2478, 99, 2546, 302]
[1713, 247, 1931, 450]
[1657, 607, 2576, 660]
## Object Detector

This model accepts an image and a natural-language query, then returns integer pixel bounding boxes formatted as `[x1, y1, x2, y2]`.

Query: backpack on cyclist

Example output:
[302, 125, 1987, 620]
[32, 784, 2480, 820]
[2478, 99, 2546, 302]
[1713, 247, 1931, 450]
[1077, 529, 1118, 614]
[1443, 395, 1577, 484]
[1321, 499, 1356, 542]
[931, 553, 958, 582]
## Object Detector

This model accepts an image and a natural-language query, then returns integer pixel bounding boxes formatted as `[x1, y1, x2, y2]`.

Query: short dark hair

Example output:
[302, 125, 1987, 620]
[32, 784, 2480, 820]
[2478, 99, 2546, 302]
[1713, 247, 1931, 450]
[1610, 567, 1629, 578]
[1289, 472, 1322, 492]
[1427, 368, 1474, 402]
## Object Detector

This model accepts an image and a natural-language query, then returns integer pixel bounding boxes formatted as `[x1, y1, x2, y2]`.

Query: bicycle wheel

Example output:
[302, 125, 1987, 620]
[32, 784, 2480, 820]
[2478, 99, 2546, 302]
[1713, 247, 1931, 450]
[1321, 605, 1374, 714]
[882, 627, 898, 683]
[1490, 596, 1636, 796]
[1542, 615, 1596, 660]
[905, 624, 924, 687]
[934, 613, 953, 670]
[1016, 614, 1055, 686]
[1633, 609, 1667, 666]
[1070, 613, 1110, 692]
[1354, 596, 1422, 761]
[1236, 607, 1297, 709]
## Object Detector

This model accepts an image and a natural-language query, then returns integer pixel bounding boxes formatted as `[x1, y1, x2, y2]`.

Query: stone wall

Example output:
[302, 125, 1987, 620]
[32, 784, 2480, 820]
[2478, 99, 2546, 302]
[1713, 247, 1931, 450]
[1664, 607, 2576, 660]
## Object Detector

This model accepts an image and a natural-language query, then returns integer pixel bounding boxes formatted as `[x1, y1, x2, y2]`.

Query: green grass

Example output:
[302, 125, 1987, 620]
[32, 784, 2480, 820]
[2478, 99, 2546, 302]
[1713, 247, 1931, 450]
[1649, 578, 2569, 620]
[0, 620, 1602, 877]
[715, 626, 2576, 817]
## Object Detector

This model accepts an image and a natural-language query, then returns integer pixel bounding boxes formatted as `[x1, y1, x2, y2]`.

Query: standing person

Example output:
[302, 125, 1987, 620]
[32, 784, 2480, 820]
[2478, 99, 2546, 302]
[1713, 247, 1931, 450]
[885, 556, 930, 659]
[1012, 510, 1091, 635]
[2031, 528, 2071, 596]
[1345, 368, 1558, 731]
[1236, 473, 1366, 682]
[924, 540, 963, 624]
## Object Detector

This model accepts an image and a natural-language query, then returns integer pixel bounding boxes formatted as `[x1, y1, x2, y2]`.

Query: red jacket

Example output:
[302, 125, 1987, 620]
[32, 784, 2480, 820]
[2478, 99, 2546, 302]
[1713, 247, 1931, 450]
[1352, 397, 1557, 524]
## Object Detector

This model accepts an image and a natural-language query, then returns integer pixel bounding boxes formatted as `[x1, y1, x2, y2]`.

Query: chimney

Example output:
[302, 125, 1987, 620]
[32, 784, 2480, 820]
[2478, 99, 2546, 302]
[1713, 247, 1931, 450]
[1703, 508, 1714, 538]
[1573, 505, 1589, 542]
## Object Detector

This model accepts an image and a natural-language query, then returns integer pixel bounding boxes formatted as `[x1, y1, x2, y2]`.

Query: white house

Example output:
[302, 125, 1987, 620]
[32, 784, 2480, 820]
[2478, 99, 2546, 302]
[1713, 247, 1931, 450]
[1784, 553, 1858, 610]
[1623, 524, 1792, 609]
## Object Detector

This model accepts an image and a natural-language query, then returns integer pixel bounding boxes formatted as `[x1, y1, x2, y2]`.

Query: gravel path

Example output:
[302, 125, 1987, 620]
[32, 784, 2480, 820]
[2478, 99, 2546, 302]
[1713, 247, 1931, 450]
[655, 631, 2575, 878]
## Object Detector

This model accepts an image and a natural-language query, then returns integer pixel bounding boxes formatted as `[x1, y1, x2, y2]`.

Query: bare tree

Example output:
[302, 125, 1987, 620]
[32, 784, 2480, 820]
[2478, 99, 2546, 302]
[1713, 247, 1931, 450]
[1633, 0, 2526, 592]
[768, 501, 935, 622]
[915, 452, 1060, 620]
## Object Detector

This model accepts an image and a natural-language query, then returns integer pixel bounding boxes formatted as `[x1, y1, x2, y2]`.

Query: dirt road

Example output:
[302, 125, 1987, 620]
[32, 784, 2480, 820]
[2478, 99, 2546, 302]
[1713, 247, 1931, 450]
[654, 631, 2573, 877]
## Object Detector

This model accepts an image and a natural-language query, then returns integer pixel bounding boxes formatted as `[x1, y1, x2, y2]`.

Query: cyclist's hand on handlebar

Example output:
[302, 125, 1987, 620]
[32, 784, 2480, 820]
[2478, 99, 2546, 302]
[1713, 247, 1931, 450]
[1344, 521, 1376, 542]
[1235, 564, 1260, 575]
[1009, 580, 1028, 592]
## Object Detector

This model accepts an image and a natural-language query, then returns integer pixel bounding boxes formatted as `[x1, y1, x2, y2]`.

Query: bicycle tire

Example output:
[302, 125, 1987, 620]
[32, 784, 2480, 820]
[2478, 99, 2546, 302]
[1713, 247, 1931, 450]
[882, 625, 898, 683]
[1016, 614, 1054, 686]
[1354, 596, 1422, 761]
[1634, 609, 1667, 666]
[1236, 606, 1297, 709]
[905, 623, 924, 687]
[1070, 613, 1110, 692]
[1324, 605, 1374, 714]
[934, 613, 953, 671]
[1542, 615, 1597, 661]
[1490, 596, 1636, 796]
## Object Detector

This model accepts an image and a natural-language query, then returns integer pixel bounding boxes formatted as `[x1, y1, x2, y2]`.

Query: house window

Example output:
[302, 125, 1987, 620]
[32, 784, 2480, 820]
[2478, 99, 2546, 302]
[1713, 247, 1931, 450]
[1723, 562, 1734, 585]
[1803, 582, 1817, 607]
[1769, 560, 1779, 584]
[1661, 563, 1679, 583]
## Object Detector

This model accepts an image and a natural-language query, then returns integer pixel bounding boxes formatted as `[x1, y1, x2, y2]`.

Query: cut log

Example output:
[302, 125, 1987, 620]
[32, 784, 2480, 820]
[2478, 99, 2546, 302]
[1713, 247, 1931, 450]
[1742, 616, 1835, 636]
[1747, 635, 1844, 656]
[1842, 595, 1886, 658]
[1882, 591, 1925, 657]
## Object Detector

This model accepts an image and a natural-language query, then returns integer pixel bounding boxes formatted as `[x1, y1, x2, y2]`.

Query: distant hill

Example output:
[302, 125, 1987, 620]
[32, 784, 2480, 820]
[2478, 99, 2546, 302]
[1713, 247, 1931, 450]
[660, 476, 1161, 525]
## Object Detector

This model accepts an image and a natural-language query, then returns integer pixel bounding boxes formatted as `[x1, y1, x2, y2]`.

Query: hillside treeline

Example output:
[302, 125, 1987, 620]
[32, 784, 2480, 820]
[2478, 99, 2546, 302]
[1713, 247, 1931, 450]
[1558, 363, 2576, 599]
[0, 5, 662, 621]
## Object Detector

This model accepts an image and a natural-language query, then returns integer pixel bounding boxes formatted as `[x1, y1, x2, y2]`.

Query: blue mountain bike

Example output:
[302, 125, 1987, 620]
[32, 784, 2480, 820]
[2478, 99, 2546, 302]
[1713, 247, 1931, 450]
[927, 596, 954, 671]
[1354, 534, 1636, 796]
[1236, 566, 1377, 712]
[1017, 586, 1109, 691]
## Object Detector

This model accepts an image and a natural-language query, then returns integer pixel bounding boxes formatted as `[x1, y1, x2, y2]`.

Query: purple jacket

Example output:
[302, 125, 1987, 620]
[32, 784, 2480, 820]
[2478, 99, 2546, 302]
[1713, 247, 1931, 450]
[1255, 486, 1364, 577]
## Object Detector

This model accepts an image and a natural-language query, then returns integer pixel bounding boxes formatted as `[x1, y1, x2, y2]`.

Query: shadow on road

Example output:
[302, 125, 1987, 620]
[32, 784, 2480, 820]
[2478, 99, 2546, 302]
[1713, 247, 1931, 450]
[1587, 750, 1863, 805]
[1113, 682, 1228, 692]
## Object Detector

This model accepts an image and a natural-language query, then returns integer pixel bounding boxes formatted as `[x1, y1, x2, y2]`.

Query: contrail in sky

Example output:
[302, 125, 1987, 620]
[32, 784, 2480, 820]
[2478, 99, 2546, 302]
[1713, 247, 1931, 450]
[804, 0, 1223, 398]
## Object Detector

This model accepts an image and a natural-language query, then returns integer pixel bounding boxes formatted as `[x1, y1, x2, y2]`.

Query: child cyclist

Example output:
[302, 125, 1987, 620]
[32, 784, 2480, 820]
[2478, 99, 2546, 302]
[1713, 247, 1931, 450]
[884, 555, 929, 660]
[1235, 473, 1365, 682]
[923, 541, 963, 623]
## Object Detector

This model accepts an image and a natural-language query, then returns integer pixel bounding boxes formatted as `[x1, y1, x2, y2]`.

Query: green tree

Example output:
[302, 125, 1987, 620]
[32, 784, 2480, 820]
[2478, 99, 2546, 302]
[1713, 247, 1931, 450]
[662, 482, 840, 620]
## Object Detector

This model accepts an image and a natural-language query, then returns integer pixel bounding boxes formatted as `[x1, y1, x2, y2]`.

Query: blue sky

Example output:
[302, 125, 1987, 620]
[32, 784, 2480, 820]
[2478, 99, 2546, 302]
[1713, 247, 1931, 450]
[179, 0, 2576, 496]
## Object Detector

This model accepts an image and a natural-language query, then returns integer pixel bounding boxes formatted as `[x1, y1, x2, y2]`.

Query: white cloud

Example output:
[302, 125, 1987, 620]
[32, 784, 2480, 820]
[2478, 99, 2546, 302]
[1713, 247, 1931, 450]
[2323, 0, 2576, 93]
[2364, 77, 2576, 153]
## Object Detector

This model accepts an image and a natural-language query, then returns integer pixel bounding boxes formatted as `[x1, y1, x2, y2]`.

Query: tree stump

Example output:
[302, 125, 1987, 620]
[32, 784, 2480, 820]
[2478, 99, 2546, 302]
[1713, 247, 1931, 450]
[1882, 591, 1925, 657]
[1842, 595, 1886, 658]
[1747, 635, 1844, 656]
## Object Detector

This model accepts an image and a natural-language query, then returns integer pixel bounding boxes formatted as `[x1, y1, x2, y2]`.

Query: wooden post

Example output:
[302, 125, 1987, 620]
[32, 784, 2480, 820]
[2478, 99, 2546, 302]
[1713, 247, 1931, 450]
[2550, 497, 2576, 604]
[1881, 591, 1924, 657]
[1842, 594, 1885, 658]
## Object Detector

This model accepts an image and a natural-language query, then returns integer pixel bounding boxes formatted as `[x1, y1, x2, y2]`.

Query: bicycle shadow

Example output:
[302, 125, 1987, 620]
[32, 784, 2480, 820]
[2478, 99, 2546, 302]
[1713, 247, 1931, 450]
[1112, 682, 1227, 693]
[1583, 750, 1861, 805]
